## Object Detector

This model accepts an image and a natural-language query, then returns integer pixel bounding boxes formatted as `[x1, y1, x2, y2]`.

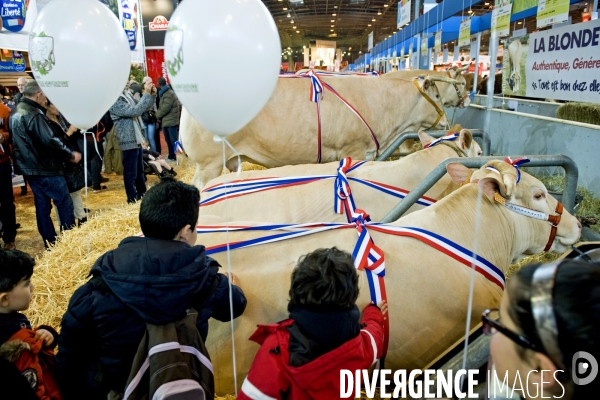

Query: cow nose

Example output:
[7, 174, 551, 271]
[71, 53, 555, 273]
[577, 220, 582, 230]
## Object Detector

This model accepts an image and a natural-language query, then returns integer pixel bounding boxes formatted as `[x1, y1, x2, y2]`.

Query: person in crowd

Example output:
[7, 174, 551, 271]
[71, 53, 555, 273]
[56, 177, 247, 399]
[129, 80, 142, 101]
[155, 77, 180, 161]
[45, 101, 88, 225]
[238, 247, 387, 400]
[141, 76, 158, 152]
[142, 143, 176, 177]
[484, 260, 600, 399]
[9, 81, 80, 248]
[0, 248, 62, 399]
[89, 111, 112, 193]
[109, 80, 156, 203]
[13, 77, 29, 196]
[0, 93, 16, 249]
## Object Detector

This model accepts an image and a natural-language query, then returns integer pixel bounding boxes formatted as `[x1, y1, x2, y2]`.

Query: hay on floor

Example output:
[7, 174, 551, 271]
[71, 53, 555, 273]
[557, 102, 600, 126]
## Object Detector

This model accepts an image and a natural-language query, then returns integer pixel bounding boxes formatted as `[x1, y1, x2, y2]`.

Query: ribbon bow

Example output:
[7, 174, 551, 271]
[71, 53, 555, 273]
[424, 133, 459, 149]
[505, 156, 530, 183]
[351, 209, 385, 277]
[174, 140, 185, 154]
[307, 70, 324, 103]
[334, 158, 357, 221]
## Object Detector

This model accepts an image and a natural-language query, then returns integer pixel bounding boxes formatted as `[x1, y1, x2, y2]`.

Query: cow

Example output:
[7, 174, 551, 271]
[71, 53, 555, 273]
[180, 75, 454, 189]
[508, 40, 522, 92]
[477, 73, 503, 95]
[383, 66, 471, 108]
[197, 160, 581, 394]
[200, 129, 482, 223]
[462, 72, 482, 93]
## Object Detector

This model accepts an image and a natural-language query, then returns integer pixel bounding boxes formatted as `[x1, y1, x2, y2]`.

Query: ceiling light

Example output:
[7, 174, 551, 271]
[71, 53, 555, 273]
[332, 13, 337, 16]
[368, 24, 372, 26]
[484, 2, 489, 4]
[283, 7, 287, 10]
[384, 4, 389, 7]
[518, 21, 522, 24]
[331, 29, 334, 31]
[293, 26, 296, 28]
[378, 11, 382, 15]
[331, 25, 334, 27]
[372, 18, 376, 21]
[334, 5, 338, 8]
[297, 31, 300, 33]
[291, 19, 294, 23]
[286, 12, 291, 17]
[349, 47, 352, 50]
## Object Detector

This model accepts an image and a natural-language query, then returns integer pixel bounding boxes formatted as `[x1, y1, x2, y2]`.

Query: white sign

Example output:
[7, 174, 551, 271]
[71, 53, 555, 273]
[537, 0, 570, 28]
[525, 19, 600, 103]
[119, 0, 145, 63]
[491, 3, 513, 38]
[368, 31, 374, 50]
[458, 18, 471, 47]
[0, 1, 37, 51]
[434, 30, 442, 52]
[421, 35, 428, 57]
[443, 47, 448, 62]
[398, 0, 411, 28]
[334, 59, 340, 72]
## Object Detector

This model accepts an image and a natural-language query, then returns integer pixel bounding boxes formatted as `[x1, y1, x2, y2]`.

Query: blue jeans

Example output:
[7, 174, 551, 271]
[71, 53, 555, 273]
[163, 125, 179, 160]
[121, 147, 146, 203]
[144, 122, 156, 152]
[26, 175, 75, 247]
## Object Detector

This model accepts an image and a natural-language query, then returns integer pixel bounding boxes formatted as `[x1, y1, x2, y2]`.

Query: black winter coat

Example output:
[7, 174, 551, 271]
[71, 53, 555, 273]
[55, 237, 247, 399]
[9, 98, 74, 176]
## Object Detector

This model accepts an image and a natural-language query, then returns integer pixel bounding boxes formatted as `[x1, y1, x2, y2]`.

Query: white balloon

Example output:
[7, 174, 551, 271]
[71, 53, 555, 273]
[28, 0, 131, 130]
[164, 0, 281, 137]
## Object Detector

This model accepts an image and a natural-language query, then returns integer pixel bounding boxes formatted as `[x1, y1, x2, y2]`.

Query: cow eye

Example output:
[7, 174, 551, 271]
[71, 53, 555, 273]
[534, 192, 545, 200]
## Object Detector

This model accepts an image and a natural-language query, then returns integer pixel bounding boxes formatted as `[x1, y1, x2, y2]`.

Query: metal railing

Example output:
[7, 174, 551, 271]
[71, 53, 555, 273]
[380, 155, 579, 223]
[376, 129, 492, 161]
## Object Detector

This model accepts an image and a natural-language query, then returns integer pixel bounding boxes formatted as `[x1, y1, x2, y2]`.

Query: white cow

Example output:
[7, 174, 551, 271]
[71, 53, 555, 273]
[198, 160, 581, 394]
[508, 40, 522, 92]
[200, 130, 482, 223]
[180, 75, 453, 189]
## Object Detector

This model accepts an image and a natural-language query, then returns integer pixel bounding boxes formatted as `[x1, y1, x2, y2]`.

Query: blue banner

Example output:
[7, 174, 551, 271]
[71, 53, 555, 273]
[0, 50, 25, 72]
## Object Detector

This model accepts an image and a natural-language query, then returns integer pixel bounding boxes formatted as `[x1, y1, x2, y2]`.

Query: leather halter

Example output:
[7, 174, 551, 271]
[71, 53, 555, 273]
[412, 80, 446, 130]
[445, 70, 469, 108]
[544, 201, 564, 252]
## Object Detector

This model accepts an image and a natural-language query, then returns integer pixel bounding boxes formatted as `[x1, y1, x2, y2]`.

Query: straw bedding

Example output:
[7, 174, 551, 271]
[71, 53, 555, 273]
[557, 102, 600, 126]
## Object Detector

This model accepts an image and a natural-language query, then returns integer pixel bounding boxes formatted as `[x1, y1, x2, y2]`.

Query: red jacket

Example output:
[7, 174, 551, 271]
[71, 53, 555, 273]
[0, 329, 62, 400]
[238, 305, 384, 400]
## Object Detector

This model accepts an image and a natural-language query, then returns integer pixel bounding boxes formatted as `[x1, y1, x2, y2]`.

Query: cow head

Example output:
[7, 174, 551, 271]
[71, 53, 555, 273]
[441, 68, 471, 108]
[418, 129, 482, 157]
[420, 77, 450, 129]
[460, 160, 581, 257]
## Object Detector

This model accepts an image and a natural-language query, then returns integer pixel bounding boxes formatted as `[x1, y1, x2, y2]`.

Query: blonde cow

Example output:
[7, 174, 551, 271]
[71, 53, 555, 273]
[200, 130, 482, 223]
[199, 160, 581, 394]
[181, 75, 454, 189]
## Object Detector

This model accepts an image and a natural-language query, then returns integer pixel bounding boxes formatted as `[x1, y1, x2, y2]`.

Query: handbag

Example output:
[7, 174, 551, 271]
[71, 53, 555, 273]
[141, 109, 157, 124]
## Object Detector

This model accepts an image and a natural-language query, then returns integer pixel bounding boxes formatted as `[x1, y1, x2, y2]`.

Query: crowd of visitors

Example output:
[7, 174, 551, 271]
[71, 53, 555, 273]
[0, 74, 182, 249]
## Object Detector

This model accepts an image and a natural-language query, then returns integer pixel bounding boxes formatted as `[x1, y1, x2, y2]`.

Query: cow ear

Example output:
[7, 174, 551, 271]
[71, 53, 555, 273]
[446, 163, 473, 185]
[458, 129, 473, 150]
[478, 175, 507, 202]
[418, 130, 435, 147]
[422, 76, 433, 90]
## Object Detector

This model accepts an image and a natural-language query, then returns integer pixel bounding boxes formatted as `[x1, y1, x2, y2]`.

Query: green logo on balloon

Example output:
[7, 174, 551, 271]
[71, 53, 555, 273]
[165, 26, 183, 77]
[29, 32, 55, 76]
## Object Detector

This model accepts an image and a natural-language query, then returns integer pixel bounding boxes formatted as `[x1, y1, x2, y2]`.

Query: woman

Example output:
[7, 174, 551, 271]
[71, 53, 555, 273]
[483, 260, 600, 399]
[45, 102, 88, 225]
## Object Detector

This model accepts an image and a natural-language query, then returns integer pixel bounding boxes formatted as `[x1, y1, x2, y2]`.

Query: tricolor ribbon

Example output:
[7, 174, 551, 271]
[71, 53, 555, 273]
[504, 157, 530, 183]
[174, 140, 185, 154]
[423, 133, 459, 149]
[334, 158, 358, 221]
[307, 70, 324, 103]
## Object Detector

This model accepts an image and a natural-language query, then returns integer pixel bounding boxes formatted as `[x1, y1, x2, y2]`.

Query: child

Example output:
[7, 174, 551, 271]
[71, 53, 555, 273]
[142, 143, 176, 178]
[56, 176, 247, 399]
[238, 247, 388, 400]
[0, 249, 62, 399]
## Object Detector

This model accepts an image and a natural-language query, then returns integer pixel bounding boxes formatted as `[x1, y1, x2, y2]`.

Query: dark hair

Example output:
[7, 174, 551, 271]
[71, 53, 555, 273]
[22, 80, 41, 98]
[0, 249, 35, 293]
[508, 260, 600, 397]
[289, 247, 359, 312]
[139, 176, 199, 240]
[157, 77, 167, 87]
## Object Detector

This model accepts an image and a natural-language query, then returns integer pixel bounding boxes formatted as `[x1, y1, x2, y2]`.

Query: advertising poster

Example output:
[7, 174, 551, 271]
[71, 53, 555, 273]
[0, 0, 37, 51]
[368, 31, 374, 50]
[537, 0, 569, 28]
[400, 45, 405, 59]
[491, 2, 513, 37]
[0, 49, 24, 71]
[458, 18, 471, 47]
[398, 0, 411, 28]
[140, 0, 177, 48]
[434, 30, 442, 53]
[421, 34, 428, 57]
[119, 0, 144, 63]
[525, 19, 600, 102]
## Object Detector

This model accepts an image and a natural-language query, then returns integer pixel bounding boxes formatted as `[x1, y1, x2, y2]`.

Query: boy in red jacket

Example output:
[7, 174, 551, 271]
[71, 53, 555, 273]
[238, 247, 387, 400]
[0, 249, 62, 400]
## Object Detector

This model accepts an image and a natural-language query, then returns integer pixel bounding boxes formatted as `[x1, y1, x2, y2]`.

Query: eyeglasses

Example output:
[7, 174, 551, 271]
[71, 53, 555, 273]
[482, 308, 541, 352]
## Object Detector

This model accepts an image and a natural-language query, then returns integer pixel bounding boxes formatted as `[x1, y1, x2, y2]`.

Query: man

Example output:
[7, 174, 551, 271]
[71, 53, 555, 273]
[9, 81, 81, 248]
[155, 77, 180, 161]
[109, 80, 156, 203]
[0, 99, 16, 249]
[14, 77, 28, 196]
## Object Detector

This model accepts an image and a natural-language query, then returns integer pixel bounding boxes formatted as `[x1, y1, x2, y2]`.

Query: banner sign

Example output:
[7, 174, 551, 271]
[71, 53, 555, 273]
[140, 0, 177, 48]
[421, 34, 428, 57]
[119, 0, 144, 63]
[368, 31, 374, 50]
[400, 45, 405, 59]
[537, 0, 569, 28]
[492, 2, 512, 37]
[435, 30, 442, 52]
[398, 0, 411, 28]
[458, 18, 471, 47]
[0, 0, 36, 51]
[503, 19, 600, 103]
[0, 49, 24, 71]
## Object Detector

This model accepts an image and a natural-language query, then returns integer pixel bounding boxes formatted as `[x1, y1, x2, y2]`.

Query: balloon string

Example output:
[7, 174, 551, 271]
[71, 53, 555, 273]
[82, 129, 90, 255]
[221, 138, 239, 395]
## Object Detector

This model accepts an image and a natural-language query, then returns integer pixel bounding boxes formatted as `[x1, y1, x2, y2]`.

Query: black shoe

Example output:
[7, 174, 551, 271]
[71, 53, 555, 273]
[100, 176, 109, 183]
[77, 217, 88, 226]
[168, 169, 177, 177]
[15, 223, 21, 229]
[93, 186, 107, 193]
[83, 208, 90, 214]
[20, 186, 27, 196]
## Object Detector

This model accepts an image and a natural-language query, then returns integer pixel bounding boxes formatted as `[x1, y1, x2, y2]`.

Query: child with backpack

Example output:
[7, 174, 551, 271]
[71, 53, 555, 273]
[0, 249, 62, 400]
[238, 247, 387, 400]
[55, 176, 247, 399]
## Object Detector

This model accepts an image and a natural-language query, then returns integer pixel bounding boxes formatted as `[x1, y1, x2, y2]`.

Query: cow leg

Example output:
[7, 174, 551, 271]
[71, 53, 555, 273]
[192, 162, 223, 190]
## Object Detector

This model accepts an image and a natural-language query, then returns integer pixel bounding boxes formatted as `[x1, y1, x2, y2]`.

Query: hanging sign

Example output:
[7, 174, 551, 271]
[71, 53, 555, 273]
[0, 49, 24, 71]
[392, 50, 397, 66]
[421, 35, 428, 57]
[400, 46, 405, 59]
[0, 0, 36, 51]
[506, 19, 600, 103]
[537, 0, 570, 28]
[443, 47, 449, 63]
[140, 0, 177, 48]
[398, 0, 411, 28]
[368, 31, 374, 50]
[434, 30, 442, 52]
[458, 18, 471, 47]
[492, 2, 513, 37]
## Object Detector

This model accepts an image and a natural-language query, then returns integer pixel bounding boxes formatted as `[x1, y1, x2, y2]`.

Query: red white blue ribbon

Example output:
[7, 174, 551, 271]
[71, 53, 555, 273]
[334, 158, 362, 220]
[174, 140, 185, 154]
[504, 157, 530, 183]
[423, 133, 459, 149]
